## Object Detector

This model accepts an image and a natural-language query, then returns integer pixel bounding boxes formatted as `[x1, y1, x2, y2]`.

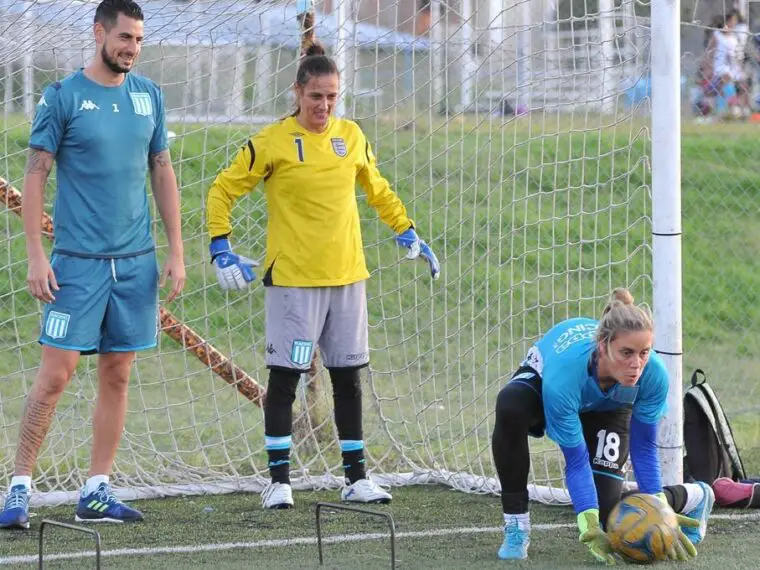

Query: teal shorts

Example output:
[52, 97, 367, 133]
[40, 251, 159, 354]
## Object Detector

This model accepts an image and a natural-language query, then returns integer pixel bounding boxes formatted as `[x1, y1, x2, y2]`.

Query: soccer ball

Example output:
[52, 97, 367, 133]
[606, 494, 679, 563]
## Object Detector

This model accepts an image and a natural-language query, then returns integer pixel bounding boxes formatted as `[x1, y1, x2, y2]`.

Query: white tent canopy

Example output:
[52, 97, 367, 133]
[0, 0, 430, 51]
[1, 1, 431, 120]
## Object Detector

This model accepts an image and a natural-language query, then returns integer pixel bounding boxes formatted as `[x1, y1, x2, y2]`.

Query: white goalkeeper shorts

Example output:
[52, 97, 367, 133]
[264, 280, 369, 371]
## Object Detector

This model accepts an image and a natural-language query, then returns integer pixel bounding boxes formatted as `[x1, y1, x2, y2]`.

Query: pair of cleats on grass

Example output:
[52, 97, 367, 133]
[498, 482, 716, 561]
[0, 482, 143, 529]
[261, 479, 392, 509]
[0, 478, 392, 529]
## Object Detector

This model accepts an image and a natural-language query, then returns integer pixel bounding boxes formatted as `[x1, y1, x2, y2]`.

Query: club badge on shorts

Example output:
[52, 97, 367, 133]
[291, 339, 313, 366]
[45, 311, 70, 339]
[331, 137, 347, 157]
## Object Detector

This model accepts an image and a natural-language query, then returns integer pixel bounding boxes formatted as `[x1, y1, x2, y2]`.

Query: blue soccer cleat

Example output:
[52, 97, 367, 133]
[682, 481, 715, 545]
[498, 514, 530, 560]
[75, 483, 143, 523]
[0, 485, 30, 530]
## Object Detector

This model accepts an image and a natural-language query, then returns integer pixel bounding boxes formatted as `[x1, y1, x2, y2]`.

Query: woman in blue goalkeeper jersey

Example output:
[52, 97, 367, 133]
[491, 288, 715, 563]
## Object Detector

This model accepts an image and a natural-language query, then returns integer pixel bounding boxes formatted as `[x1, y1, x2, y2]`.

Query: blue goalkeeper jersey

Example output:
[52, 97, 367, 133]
[29, 70, 169, 258]
[523, 317, 669, 448]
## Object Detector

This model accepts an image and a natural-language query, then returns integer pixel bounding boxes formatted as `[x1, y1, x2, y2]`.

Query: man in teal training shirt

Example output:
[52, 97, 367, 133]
[0, 0, 185, 528]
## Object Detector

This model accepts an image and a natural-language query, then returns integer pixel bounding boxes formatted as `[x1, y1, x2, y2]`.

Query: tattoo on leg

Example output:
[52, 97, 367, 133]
[14, 396, 57, 474]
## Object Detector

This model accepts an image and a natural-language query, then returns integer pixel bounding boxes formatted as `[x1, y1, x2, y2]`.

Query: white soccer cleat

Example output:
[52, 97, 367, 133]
[340, 479, 392, 504]
[261, 482, 294, 509]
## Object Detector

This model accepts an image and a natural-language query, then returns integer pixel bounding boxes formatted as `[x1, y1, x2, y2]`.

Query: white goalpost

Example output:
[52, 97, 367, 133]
[651, 0, 683, 486]
[0, 0, 681, 506]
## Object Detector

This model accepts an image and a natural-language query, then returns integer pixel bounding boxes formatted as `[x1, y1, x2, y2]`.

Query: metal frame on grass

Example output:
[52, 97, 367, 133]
[38, 519, 101, 570]
[315, 502, 396, 569]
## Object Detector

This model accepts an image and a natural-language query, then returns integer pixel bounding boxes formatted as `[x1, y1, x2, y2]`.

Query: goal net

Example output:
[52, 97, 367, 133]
[0, 0, 655, 505]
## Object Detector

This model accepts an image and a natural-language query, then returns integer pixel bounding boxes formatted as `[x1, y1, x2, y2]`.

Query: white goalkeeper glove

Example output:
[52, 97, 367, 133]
[209, 237, 258, 291]
[395, 227, 441, 280]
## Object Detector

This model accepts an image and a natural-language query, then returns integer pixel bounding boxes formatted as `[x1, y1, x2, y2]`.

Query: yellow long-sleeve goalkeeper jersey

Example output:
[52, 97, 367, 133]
[206, 116, 413, 287]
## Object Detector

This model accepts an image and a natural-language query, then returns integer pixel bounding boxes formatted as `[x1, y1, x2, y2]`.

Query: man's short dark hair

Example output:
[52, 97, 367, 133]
[94, 0, 144, 29]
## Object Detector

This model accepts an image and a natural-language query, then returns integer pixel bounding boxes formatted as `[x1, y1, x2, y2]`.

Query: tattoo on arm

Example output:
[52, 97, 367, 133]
[25, 149, 54, 176]
[149, 150, 171, 171]
[15, 396, 57, 474]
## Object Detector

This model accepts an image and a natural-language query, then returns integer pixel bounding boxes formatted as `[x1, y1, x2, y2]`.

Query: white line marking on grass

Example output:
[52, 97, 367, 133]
[5, 524, 566, 566]
[4, 511, 759, 566]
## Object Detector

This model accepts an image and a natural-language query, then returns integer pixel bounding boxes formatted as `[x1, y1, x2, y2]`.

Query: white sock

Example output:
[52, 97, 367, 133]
[682, 483, 706, 514]
[9, 475, 32, 492]
[82, 474, 109, 496]
[504, 512, 531, 531]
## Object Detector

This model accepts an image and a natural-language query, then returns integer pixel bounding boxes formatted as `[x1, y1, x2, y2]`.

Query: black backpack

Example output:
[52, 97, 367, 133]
[683, 369, 746, 484]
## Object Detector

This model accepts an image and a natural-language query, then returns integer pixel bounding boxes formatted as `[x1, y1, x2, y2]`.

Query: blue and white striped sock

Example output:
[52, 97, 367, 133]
[265, 435, 292, 484]
[340, 439, 366, 484]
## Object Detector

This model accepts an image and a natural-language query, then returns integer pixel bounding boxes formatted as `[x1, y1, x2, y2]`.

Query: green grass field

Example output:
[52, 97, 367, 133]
[1, 485, 759, 568]
[1, 112, 760, 566]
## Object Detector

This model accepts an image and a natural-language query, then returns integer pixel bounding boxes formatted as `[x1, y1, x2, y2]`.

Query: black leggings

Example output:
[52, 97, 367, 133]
[492, 368, 544, 514]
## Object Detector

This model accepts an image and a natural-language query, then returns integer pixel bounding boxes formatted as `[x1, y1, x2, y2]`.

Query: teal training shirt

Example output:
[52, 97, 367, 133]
[29, 70, 168, 258]
[523, 317, 669, 448]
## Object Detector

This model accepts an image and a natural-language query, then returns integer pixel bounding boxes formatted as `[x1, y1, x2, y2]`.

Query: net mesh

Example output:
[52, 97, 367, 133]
[0, 0, 658, 505]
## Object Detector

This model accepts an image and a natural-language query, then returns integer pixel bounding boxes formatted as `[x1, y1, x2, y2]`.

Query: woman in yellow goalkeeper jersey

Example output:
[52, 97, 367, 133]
[206, 43, 440, 510]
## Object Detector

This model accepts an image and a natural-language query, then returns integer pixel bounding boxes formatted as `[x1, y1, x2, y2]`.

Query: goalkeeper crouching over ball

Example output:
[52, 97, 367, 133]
[491, 288, 715, 563]
[205, 42, 440, 509]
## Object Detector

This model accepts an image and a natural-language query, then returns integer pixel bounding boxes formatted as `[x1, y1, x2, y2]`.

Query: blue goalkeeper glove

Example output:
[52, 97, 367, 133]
[395, 228, 440, 280]
[209, 237, 258, 291]
[578, 509, 616, 565]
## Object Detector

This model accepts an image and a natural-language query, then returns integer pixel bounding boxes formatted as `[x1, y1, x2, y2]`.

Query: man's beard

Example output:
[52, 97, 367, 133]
[101, 43, 132, 74]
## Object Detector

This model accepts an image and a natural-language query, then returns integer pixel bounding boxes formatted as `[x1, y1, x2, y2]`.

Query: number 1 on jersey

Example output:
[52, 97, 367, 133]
[294, 138, 304, 162]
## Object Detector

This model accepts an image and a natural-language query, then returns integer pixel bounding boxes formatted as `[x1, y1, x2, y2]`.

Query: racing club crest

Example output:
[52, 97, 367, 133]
[331, 137, 347, 157]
